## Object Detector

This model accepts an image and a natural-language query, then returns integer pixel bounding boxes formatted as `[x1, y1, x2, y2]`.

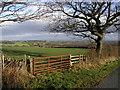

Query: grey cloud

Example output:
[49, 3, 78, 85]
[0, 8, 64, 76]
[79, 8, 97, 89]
[1, 20, 119, 41]
[2, 20, 48, 36]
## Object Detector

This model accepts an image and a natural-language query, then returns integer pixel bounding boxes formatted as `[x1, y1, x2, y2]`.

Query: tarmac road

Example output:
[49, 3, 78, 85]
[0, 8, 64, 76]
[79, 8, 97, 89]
[97, 67, 119, 88]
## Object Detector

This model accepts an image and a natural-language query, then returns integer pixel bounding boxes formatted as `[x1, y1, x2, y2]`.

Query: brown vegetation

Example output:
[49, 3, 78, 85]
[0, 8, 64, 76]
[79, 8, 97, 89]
[2, 59, 34, 88]
[3, 67, 29, 88]
[74, 45, 119, 69]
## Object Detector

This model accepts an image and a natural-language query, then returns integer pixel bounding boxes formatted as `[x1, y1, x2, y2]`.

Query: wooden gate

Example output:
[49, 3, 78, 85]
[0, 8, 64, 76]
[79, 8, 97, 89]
[70, 55, 87, 66]
[33, 55, 70, 75]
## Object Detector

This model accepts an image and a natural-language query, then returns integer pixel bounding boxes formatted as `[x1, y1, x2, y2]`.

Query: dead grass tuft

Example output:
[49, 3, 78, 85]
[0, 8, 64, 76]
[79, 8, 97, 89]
[2, 66, 33, 88]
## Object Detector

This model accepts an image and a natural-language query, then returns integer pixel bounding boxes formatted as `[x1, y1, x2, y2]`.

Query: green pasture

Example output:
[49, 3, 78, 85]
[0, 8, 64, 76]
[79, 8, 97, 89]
[0, 44, 29, 47]
[1, 47, 89, 59]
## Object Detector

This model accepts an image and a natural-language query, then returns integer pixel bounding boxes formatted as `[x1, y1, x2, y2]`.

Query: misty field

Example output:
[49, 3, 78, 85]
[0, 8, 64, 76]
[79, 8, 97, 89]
[2, 47, 89, 59]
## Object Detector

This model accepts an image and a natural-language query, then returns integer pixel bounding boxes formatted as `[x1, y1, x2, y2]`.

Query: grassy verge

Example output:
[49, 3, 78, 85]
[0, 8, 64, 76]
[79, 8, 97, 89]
[21, 59, 119, 88]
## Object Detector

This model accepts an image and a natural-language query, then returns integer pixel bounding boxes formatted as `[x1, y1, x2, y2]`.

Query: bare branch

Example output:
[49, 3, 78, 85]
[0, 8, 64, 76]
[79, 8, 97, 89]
[73, 33, 97, 42]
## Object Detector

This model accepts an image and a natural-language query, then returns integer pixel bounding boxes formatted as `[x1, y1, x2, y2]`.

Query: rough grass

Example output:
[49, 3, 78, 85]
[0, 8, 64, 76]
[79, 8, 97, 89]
[2, 67, 33, 88]
[25, 59, 119, 88]
[2, 59, 119, 88]
[1, 47, 88, 59]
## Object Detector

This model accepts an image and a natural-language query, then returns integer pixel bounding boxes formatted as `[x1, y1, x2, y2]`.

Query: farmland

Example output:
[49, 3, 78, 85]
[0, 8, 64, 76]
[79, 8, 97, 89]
[2, 47, 88, 59]
[1, 40, 92, 59]
[1, 40, 118, 59]
[1, 40, 119, 88]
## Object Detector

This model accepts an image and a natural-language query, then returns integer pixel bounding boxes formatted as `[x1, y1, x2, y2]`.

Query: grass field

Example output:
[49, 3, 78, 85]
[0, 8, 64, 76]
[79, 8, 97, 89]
[1, 47, 89, 59]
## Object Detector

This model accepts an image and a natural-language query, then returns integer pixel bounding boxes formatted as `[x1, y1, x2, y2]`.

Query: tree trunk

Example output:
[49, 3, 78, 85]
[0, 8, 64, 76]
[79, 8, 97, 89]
[96, 36, 103, 57]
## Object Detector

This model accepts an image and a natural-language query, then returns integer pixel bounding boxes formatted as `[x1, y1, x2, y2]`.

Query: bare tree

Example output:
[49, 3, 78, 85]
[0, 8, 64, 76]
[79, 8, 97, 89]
[0, 0, 120, 56]
[47, 1, 120, 56]
[0, 0, 47, 24]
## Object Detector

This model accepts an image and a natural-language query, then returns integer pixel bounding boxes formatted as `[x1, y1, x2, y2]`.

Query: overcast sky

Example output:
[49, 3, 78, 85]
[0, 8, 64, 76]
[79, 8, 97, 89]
[0, 1, 119, 41]
[0, 19, 118, 41]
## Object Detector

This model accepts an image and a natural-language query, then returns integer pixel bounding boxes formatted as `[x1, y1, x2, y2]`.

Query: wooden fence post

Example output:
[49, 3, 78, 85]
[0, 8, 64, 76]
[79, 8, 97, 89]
[48, 58, 50, 73]
[27, 56, 31, 72]
[79, 54, 81, 60]
[83, 55, 85, 61]
[80, 55, 83, 61]
[2, 55, 5, 69]
[24, 54, 27, 70]
[33, 58, 35, 75]
[70, 54, 72, 66]
[61, 56, 62, 69]
[28, 56, 30, 60]
[30, 58, 34, 74]
[78, 54, 81, 63]
[24, 54, 27, 66]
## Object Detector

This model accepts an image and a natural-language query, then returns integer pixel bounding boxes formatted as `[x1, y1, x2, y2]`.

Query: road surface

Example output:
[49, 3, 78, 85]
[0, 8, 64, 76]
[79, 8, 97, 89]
[97, 67, 119, 88]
